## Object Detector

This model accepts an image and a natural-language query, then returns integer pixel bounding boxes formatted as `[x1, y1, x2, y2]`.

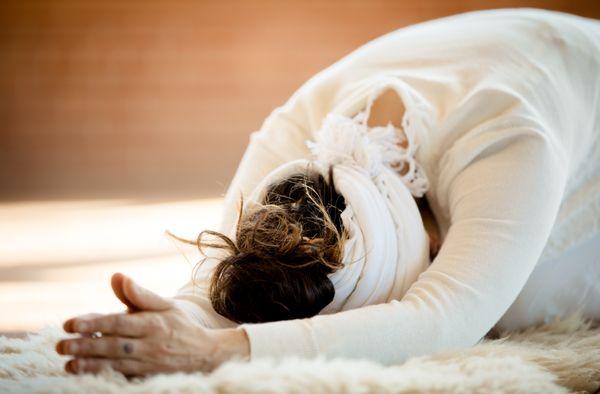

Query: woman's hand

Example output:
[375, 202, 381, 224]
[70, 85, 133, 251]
[56, 273, 250, 377]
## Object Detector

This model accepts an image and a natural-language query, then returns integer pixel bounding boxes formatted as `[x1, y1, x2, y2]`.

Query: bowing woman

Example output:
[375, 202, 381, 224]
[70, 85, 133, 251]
[57, 8, 600, 376]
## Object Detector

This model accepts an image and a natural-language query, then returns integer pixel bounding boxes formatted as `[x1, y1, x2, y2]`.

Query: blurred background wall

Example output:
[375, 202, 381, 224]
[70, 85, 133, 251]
[2, 0, 599, 202]
[0, 1, 598, 334]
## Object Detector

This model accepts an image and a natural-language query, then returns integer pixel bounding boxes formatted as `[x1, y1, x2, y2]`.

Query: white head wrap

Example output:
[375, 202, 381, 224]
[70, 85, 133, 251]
[245, 103, 431, 314]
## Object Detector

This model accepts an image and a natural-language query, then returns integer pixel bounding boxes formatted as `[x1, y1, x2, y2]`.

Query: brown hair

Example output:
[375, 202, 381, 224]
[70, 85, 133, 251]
[171, 166, 348, 324]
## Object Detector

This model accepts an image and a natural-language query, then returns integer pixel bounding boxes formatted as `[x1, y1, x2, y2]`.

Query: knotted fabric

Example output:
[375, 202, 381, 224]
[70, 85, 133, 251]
[245, 106, 431, 314]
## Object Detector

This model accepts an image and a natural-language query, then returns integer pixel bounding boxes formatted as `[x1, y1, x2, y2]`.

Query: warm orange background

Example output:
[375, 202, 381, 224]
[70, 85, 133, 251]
[2, 1, 599, 202]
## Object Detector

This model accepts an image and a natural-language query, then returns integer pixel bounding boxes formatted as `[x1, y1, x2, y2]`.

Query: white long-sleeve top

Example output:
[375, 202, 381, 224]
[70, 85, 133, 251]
[175, 8, 600, 364]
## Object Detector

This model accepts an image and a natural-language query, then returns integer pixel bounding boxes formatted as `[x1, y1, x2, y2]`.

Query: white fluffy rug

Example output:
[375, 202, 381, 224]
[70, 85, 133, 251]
[1, 315, 599, 394]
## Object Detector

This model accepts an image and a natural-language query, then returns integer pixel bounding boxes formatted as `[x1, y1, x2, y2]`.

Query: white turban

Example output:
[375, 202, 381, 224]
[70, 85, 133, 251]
[245, 109, 431, 314]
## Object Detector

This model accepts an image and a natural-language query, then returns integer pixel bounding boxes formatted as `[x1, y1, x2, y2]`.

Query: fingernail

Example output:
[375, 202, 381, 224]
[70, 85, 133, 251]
[68, 342, 78, 354]
[66, 360, 75, 373]
[75, 321, 88, 332]
[76, 359, 85, 372]
[64, 320, 75, 332]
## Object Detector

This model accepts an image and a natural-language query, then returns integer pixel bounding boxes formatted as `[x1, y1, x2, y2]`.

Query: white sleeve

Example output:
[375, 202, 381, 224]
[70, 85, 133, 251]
[238, 124, 568, 364]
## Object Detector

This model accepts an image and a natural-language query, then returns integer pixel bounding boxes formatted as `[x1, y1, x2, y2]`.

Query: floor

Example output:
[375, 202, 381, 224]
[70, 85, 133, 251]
[0, 198, 223, 334]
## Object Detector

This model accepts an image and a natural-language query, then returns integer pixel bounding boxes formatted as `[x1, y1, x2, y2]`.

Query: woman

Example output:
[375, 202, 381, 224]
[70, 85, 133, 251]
[56, 8, 600, 376]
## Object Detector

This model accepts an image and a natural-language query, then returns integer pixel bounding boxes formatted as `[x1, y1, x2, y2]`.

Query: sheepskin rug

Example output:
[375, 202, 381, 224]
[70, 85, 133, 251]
[1, 315, 599, 394]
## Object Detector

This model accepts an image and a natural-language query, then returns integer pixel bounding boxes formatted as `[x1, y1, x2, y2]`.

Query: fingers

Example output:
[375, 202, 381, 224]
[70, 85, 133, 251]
[66, 357, 153, 377]
[57, 336, 148, 359]
[111, 272, 139, 312]
[111, 272, 172, 312]
[63, 312, 151, 337]
[121, 276, 173, 312]
[63, 313, 104, 333]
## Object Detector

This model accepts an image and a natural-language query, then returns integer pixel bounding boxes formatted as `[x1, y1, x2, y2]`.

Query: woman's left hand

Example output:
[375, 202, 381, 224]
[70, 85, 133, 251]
[56, 273, 249, 377]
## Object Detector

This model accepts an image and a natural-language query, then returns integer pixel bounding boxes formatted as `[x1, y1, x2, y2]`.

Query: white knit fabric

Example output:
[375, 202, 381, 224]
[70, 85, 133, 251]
[174, 9, 600, 365]
[243, 108, 431, 314]
[307, 111, 429, 198]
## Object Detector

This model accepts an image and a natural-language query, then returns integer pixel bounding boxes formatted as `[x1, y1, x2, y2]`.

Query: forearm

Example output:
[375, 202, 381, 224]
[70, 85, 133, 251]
[206, 326, 251, 365]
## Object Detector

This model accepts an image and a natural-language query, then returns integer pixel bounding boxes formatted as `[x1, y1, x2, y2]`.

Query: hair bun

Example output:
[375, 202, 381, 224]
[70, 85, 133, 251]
[183, 170, 347, 324]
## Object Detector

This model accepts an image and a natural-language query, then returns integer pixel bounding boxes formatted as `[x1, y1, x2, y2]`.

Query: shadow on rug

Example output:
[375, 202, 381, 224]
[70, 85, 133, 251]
[1, 314, 599, 393]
